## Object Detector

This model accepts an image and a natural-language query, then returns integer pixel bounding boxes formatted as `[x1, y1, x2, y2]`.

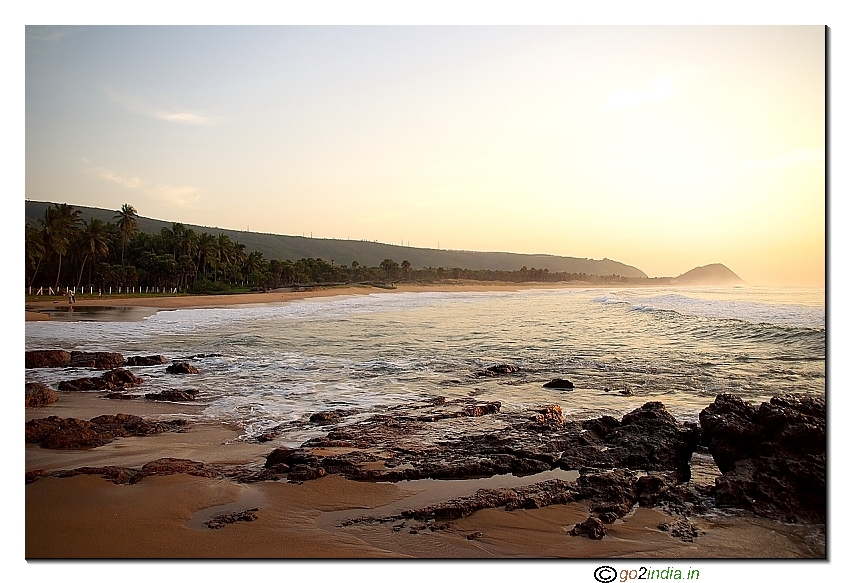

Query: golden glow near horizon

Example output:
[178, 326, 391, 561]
[25, 26, 825, 285]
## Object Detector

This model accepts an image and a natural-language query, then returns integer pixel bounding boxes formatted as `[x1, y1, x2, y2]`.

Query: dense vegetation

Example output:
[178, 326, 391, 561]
[25, 202, 649, 295]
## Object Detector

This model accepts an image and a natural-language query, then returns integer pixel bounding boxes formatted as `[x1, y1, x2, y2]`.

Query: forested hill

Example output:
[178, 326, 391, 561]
[673, 263, 744, 285]
[25, 201, 648, 277]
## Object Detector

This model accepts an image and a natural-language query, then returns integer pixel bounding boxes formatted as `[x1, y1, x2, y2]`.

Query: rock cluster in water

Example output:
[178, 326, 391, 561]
[25, 414, 188, 449]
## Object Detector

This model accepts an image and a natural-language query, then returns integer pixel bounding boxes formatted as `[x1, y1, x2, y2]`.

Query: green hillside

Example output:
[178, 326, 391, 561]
[25, 200, 648, 278]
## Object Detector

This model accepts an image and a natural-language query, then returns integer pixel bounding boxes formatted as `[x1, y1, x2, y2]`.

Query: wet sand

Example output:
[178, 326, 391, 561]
[24, 392, 825, 559]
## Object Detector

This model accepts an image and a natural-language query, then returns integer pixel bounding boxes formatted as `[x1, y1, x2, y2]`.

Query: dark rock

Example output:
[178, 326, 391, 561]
[429, 396, 446, 406]
[26, 350, 71, 368]
[57, 377, 115, 392]
[657, 519, 702, 542]
[125, 355, 167, 366]
[600, 402, 701, 480]
[265, 447, 297, 468]
[26, 382, 59, 407]
[481, 364, 520, 377]
[309, 409, 362, 424]
[166, 362, 199, 374]
[25, 414, 188, 449]
[569, 516, 607, 539]
[698, 393, 761, 472]
[466, 531, 483, 540]
[582, 415, 620, 438]
[101, 368, 144, 388]
[699, 393, 825, 523]
[144, 389, 199, 402]
[69, 351, 125, 369]
[206, 508, 259, 529]
[288, 464, 326, 481]
[543, 378, 574, 389]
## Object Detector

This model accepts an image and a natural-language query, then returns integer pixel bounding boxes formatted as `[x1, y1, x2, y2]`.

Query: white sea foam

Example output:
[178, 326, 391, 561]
[593, 291, 824, 329]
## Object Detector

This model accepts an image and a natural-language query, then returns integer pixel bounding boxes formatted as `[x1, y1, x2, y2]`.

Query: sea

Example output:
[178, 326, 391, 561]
[25, 285, 826, 446]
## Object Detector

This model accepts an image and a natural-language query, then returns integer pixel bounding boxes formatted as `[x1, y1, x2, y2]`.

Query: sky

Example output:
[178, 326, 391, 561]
[25, 25, 825, 285]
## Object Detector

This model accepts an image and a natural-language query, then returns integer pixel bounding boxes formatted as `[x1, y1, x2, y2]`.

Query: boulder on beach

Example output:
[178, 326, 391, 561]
[480, 364, 520, 377]
[57, 377, 115, 392]
[25, 350, 71, 368]
[543, 378, 574, 389]
[26, 382, 59, 407]
[68, 351, 125, 370]
[166, 362, 199, 374]
[25, 414, 188, 449]
[125, 355, 167, 366]
[145, 389, 199, 402]
[57, 368, 144, 392]
[101, 368, 144, 388]
[699, 393, 825, 523]
[569, 516, 607, 539]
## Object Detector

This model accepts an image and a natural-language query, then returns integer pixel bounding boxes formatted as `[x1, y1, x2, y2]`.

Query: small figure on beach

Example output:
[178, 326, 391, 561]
[98, 289, 103, 298]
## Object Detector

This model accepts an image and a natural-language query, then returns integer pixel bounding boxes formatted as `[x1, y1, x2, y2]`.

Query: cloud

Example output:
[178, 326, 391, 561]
[82, 162, 200, 208]
[606, 77, 674, 111]
[745, 148, 825, 169]
[106, 89, 216, 125]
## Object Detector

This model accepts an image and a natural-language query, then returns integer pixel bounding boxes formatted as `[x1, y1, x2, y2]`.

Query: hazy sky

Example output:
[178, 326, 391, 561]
[25, 26, 825, 285]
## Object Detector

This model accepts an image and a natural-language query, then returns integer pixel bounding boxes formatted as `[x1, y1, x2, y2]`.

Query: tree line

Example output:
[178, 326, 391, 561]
[25, 202, 648, 295]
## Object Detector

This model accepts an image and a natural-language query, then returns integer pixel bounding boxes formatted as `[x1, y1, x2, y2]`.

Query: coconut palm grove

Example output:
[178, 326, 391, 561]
[25, 202, 647, 296]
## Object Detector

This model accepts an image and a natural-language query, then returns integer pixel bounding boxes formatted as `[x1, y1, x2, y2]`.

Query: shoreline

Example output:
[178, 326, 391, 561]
[25, 281, 587, 320]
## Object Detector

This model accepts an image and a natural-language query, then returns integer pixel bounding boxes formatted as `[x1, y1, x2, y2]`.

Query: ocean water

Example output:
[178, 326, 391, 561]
[25, 286, 825, 444]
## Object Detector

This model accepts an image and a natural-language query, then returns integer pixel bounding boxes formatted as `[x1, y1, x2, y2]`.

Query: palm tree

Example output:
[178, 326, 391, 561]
[38, 203, 82, 289]
[196, 232, 218, 278]
[26, 223, 45, 287]
[75, 218, 111, 288]
[114, 204, 139, 265]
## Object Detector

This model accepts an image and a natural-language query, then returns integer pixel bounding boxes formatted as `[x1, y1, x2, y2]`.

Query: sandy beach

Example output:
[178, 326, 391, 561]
[24, 284, 826, 559]
[25, 281, 577, 321]
[25, 393, 823, 559]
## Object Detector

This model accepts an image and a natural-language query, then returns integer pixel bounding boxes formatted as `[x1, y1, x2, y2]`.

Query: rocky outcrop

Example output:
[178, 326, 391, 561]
[310, 409, 361, 424]
[145, 389, 199, 402]
[56, 368, 143, 392]
[166, 362, 199, 374]
[25, 414, 188, 449]
[569, 516, 607, 539]
[543, 378, 574, 389]
[26, 350, 71, 368]
[101, 368, 144, 388]
[25, 382, 59, 407]
[480, 364, 520, 377]
[38, 458, 223, 485]
[699, 393, 825, 523]
[206, 508, 259, 529]
[125, 355, 167, 366]
[57, 377, 115, 392]
[69, 351, 125, 369]
[582, 401, 701, 481]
